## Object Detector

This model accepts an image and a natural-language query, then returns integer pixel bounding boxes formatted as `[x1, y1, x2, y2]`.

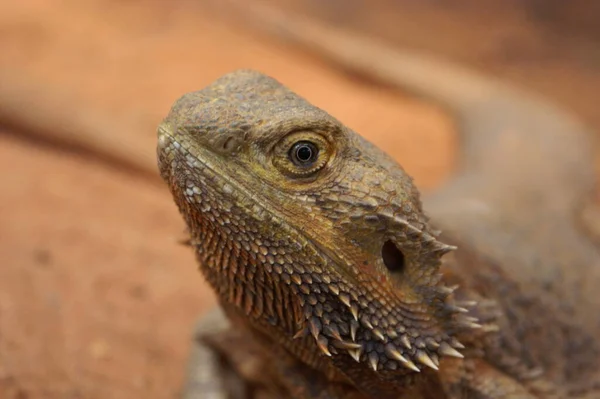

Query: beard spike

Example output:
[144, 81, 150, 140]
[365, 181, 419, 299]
[292, 273, 479, 375]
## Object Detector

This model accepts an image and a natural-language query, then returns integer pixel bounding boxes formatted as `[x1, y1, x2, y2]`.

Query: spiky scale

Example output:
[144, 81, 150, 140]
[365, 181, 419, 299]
[290, 274, 302, 285]
[460, 321, 483, 329]
[400, 335, 412, 349]
[385, 344, 420, 372]
[384, 344, 408, 363]
[299, 284, 310, 295]
[317, 336, 332, 357]
[438, 285, 458, 295]
[313, 304, 323, 318]
[293, 327, 308, 340]
[348, 348, 361, 362]
[350, 304, 359, 321]
[329, 284, 340, 295]
[438, 342, 464, 358]
[339, 293, 351, 308]
[446, 304, 469, 314]
[324, 324, 342, 341]
[361, 316, 374, 330]
[451, 339, 465, 349]
[368, 353, 379, 371]
[333, 340, 363, 350]
[372, 329, 386, 342]
[482, 323, 500, 332]
[416, 350, 439, 371]
[309, 317, 321, 339]
[350, 319, 359, 341]
[457, 300, 478, 308]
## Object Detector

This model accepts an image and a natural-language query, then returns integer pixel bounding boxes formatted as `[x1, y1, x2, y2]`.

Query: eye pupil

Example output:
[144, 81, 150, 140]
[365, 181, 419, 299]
[290, 141, 319, 166]
[296, 145, 313, 161]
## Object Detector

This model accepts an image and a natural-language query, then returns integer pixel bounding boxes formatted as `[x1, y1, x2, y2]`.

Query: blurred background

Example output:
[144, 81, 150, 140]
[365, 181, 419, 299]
[0, 0, 598, 398]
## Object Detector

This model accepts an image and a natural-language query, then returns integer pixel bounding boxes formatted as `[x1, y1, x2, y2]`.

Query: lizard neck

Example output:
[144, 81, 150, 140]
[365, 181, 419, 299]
[191, 223, 352, 383]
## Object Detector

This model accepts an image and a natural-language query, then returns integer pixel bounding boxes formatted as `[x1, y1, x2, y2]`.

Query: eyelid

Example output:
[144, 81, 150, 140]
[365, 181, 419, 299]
[273, 132, 332, 178]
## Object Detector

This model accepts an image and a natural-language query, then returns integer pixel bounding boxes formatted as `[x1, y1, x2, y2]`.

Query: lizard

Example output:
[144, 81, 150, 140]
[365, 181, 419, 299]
[156, 69, 600, 398]
[0, 3, 598, 396]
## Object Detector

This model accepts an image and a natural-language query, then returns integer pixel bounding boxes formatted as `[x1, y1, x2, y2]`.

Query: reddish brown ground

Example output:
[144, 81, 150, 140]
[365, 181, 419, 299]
[0, 1, 596, 398]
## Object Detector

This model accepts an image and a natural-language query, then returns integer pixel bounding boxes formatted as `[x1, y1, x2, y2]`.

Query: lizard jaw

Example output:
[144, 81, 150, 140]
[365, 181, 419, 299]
[293, 271, 476, 374]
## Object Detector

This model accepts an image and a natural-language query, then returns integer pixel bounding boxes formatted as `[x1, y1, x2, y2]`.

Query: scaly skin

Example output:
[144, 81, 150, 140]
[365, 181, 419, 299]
[157, 70, 600, 399]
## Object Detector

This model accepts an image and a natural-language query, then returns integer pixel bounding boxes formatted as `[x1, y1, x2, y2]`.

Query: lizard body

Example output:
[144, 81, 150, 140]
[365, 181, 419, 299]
[157, 70, 600, 399]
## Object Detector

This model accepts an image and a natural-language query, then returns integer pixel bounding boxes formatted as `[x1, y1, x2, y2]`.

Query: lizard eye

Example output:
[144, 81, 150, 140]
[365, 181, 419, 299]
[289, 141, 319, 166]
[273, 132, 332, 178]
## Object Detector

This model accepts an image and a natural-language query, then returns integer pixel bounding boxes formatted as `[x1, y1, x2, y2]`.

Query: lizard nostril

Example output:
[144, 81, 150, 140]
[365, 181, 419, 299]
[382, 240, 405, 274]
[222, 136, 237, 152]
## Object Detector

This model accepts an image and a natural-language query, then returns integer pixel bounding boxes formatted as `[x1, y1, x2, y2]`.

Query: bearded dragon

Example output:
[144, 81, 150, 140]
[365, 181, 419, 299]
[157, 70, 600, 398]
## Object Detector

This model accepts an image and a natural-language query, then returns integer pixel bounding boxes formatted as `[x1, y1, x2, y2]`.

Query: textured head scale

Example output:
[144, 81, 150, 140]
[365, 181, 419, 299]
[157, 70, 475, 392]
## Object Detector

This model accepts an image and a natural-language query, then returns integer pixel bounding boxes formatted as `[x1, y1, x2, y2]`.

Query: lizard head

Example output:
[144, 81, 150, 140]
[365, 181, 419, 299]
[157, 70, 474, 387]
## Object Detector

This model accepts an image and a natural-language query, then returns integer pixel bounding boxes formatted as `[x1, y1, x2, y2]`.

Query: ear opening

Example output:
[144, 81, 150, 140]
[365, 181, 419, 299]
[382, 240, 405, 274]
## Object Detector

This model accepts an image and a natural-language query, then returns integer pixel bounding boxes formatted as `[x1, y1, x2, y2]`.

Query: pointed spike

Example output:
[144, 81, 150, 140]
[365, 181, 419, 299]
[303, 306, 313, 319]
[447, 304, 469, 314]
[385, 344, 420, 372]
[324, 324, 342, 341]
[361, 316, 374, 330]
[450, 339, 465, 349]
[385, 344, 408, 363]
[339, 293, 351, 308]
[430, 353, 440, 367]
[372, 329, 385, 342]
[292, 327, 308, 340]
[400, 335, 412, 350]
[434, 244, 457, 254]
[387, 329, 398, 339]
[314, 304, 324, 318]
[416, 350, 439, 371]
[290, 274, 302, 285]
[329, 284, 340, 295]
[317, 336, 332, 357]
[308, 318, 321, 339]
[350, 320, 359, 341]
[333, 340, 363, 350]
[368, 353, 379, 371]
[456, 300, 477, 308]
[438, 342, 464, 358]
[350, 304, 359, 321]
[403, 359, 420, 372]
[461, 321, 483, 329]
[425, 338, 440, 349]
[348, 348, 361, 362]
[438, 285, 456, 295]
[482, 324, 500, 332]
[299, 284, 310, 295]
[298, 296, 306, 307]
